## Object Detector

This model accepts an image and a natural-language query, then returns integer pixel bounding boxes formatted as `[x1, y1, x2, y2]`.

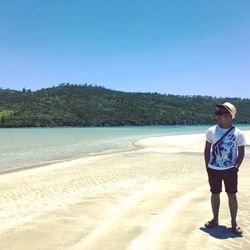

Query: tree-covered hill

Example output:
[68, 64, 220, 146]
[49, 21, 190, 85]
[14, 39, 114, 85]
[0, 83, 249, 127]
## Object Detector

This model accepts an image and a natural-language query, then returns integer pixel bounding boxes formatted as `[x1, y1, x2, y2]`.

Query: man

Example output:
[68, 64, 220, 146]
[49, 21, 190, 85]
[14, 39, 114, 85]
[204, 102, 246, 234]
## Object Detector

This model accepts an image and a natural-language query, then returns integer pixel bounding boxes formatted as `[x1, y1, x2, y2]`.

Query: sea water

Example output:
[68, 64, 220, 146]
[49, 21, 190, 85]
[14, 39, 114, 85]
[1, 125, 249, 173]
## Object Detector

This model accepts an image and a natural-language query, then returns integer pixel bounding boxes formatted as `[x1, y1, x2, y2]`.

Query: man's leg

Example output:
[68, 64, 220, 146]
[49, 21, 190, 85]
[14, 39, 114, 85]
[211, 193, 220, 223]
[227, 193, 238, 227]
[205, 168, 222, 227]
[224, 169, 242, 234]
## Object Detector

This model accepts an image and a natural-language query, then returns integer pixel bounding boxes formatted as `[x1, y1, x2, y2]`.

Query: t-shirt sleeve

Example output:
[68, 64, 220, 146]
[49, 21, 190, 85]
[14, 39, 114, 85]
[236, 132, 246, 147]
[205, 129, 212, 143]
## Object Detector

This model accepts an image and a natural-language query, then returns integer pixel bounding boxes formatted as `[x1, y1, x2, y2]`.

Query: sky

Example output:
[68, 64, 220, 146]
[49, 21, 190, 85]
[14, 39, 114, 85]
[0, 0, 250, 98]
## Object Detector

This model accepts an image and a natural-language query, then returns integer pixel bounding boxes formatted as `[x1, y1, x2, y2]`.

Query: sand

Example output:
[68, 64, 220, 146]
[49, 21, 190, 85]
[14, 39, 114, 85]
[1, 131, 250, 250]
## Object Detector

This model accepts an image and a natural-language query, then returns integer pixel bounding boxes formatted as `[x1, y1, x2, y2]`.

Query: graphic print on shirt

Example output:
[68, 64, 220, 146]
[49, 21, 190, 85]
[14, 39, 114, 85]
[210, 133, 237, 168]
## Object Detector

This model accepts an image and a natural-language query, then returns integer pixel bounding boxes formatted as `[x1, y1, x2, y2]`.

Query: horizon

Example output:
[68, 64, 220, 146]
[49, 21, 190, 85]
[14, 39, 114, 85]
[1, 83, 250, 100]
[1, 1, 250, 98]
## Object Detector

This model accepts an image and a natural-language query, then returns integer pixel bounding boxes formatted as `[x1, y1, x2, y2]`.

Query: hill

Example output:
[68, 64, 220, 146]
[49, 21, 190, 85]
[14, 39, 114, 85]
[0, 83, 249, 127]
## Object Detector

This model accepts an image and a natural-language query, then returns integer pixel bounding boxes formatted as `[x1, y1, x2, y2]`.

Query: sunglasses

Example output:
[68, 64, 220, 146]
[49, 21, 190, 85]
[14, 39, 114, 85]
[215, 111, 229, 116]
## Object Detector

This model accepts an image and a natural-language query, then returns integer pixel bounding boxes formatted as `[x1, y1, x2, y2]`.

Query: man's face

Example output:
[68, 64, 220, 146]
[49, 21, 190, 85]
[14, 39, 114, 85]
[215, 107, 231, 121]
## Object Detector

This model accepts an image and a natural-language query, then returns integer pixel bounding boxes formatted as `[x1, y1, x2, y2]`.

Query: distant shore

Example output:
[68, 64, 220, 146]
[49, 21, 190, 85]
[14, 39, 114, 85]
[1, 84, 250, 128]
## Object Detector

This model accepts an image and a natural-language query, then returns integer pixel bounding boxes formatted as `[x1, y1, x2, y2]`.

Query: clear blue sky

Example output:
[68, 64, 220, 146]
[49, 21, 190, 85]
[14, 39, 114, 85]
[1, 0, 249, 98]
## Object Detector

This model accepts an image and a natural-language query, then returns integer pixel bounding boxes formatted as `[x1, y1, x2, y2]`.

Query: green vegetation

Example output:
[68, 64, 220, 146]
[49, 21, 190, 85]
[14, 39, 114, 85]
[0, 109, 15, 127]
[0, 83, 249, 127]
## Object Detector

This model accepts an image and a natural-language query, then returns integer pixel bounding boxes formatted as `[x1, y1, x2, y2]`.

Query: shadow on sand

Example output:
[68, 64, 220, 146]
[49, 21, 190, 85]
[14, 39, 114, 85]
[200, 225, 243, 239]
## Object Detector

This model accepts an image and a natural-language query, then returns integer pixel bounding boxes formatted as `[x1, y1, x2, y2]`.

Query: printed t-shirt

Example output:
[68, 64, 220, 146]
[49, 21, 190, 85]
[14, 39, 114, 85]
[205, 125, 246, 170]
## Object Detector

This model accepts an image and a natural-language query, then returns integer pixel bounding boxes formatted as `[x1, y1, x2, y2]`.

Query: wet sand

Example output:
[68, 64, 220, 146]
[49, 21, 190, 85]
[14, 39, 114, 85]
[1, 131, 250, 250]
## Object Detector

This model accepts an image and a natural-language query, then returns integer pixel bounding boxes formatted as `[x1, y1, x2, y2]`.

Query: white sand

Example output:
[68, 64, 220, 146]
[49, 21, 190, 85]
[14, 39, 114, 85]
[1, 131, 250, 250]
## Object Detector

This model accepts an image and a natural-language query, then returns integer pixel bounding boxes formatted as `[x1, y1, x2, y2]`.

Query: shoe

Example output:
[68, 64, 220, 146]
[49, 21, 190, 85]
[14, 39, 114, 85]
[204, 220, 218, 228]
[232, 226, 243, 235]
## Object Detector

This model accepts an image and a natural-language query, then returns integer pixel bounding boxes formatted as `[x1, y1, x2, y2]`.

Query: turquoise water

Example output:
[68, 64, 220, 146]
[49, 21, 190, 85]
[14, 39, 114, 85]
[1, 125, 249, 172]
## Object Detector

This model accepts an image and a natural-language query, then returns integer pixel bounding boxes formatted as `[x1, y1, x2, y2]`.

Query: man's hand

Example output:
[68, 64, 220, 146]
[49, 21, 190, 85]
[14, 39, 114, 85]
[234, 164, 239, 172]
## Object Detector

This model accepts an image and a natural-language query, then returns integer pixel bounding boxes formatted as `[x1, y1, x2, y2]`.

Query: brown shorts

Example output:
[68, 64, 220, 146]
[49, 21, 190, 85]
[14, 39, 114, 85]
[207, 167, 238, 194]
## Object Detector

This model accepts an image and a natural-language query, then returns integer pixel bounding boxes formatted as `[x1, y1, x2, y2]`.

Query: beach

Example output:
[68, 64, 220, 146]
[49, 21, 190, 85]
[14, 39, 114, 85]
[1, 131, 250, 250]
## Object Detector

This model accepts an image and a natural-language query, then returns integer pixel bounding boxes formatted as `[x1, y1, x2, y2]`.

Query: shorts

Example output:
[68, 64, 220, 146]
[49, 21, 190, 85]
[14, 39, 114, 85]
[207, 167, 238, 194]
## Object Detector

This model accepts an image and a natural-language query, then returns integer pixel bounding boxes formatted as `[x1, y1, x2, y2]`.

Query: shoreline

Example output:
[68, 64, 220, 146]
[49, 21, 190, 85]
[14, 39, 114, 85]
[0, 141, 141, 176]
[2, 129, 250, 176]
[0, 127, 206, 175]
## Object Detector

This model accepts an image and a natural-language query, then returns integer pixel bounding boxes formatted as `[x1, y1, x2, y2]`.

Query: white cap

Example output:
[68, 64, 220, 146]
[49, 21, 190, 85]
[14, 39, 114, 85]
[216, 102, 237, 119]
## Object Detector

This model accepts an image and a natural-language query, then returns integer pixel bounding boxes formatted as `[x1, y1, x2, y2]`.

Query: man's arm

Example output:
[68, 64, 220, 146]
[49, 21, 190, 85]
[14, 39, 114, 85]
[204, 141, 211, 169]
[235, 145, 245, 170]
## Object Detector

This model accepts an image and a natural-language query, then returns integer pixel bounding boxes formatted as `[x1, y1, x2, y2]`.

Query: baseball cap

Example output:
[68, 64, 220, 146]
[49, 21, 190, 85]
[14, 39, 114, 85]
[216, 102, 237, 119]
